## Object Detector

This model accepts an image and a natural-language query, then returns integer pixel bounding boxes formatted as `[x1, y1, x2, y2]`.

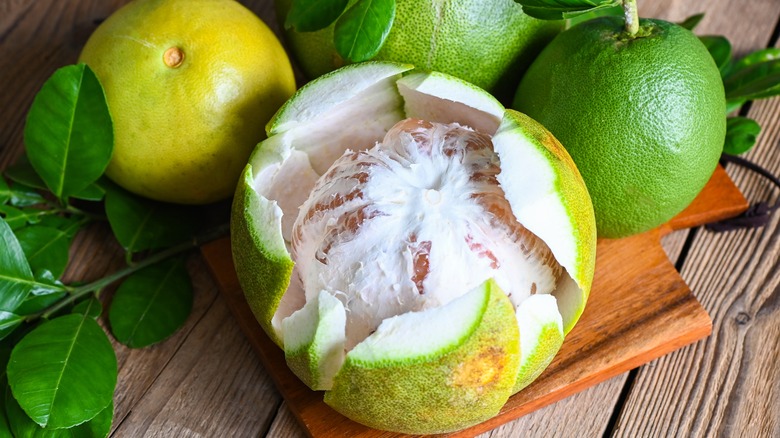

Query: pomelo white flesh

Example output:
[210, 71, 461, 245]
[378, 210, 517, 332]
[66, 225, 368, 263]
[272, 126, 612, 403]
[230, 61, 596, 433]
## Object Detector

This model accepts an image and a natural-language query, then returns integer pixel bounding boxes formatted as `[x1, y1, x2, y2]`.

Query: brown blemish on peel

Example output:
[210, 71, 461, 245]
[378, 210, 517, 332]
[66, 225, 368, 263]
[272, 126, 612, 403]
[163, 46, 184, 68]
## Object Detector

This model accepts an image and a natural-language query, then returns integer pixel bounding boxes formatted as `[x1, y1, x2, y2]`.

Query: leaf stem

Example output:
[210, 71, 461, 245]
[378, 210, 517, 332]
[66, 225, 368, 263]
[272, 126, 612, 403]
[34, 222, 230, 321]
[623, 0, 639, 36]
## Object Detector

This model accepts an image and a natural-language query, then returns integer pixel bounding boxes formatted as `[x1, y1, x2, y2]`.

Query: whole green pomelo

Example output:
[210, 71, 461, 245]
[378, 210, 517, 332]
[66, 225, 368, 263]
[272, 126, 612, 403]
[275, 0, 561, 97]
[513, 17, 726, 238]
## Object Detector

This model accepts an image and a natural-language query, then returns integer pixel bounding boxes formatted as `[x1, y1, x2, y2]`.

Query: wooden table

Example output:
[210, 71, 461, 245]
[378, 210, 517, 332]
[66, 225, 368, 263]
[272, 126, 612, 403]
[2, 0, 780, 436]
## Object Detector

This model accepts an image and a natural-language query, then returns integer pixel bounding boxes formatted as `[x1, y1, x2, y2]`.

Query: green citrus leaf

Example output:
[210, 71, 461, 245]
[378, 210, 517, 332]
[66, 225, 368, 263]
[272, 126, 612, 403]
[723, 117, 761, 155]
[0, 178, 9, 205]
[4, 156, 47, 192]
[678, 13, 704, 31]
[514, 0, 619, 20]
[699, 35, 732, 75]
[0, 219, 36, 312]
[0, 177, 45, 208]
[726, 99, 745, 114]
[0, 312, 23, 342]
[566, 4, 621, 27]
[72, 298, 102, 320]
[0, 206, 45, 230]
[104, 186, 201, 253]
[7, 313, 117, 429]
[334, 0, 396, 62]
[108, 257, 193, 348]
[14, 226, 75, 280]
[723, 52, 780, 101]
[15, 289, 68, 317]
[285, 0, 349, 32]
[6, 388, 112, 438]
[71, 182, 106, 202]
[23, 64, 113, 201]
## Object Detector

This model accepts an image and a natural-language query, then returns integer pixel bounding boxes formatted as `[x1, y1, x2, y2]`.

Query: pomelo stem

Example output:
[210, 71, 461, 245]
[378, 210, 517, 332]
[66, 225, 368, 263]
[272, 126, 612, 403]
[623, 0, 639, 36]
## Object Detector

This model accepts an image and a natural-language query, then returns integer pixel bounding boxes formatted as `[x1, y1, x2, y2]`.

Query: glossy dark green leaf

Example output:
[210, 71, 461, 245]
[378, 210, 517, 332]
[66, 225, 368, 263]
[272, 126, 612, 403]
[285, 0, 349, 32]
[731, 47, 780, 73]
[0, 177, 45, 208]
[73, 298, 102, 320]
[104, 186, 201, 253]
[109, 258, 192, 348]
[23, 64, 113, 201]
[15, 290, 68, 317]
[566, 4, 621, 27]
[678, 13, 704, 31]
[514, 0, 619, 20]
[723, 117, 761, 155]
[0, 206, 44, 230]
[71, 182, 106, 202]
[14, 226, 75, 280]
[4, 156, 47, 192]
[699, 35, 732, 75]
[6, 388, 112, 438]
[0, 312, 23, 342]
[723, 53, 780, 101]
[0, 219, 36, 312]
[334, 0, 396, 62]
[726, 99, 745, 114]
[7, 313, 117, 429]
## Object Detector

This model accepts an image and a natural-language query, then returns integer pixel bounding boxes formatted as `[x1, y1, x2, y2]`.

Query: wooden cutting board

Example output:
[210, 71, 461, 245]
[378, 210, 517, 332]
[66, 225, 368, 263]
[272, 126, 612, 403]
[201, 164, 748, 437]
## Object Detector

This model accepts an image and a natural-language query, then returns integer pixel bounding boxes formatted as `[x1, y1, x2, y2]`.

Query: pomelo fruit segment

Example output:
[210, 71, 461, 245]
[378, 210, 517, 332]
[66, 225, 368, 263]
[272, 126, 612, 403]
[231, 62, 596, 433]
[324, 280, 520, 434]
[514, 17, 726, 238]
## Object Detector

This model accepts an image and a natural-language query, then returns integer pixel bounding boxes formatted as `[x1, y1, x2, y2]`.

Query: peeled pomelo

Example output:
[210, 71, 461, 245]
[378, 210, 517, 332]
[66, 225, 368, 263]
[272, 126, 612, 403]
[231, 62, 596, 434]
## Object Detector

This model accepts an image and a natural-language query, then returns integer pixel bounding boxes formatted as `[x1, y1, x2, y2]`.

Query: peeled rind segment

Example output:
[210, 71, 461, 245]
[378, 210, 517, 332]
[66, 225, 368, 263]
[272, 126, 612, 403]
[231, 162, 293, 347]
[267, 61, 413, 135]
[512, 294, 564, 393]
[397, 71, 504, 135]
[283, 290, 346, 390]
[493, 110, 597, 333]
[324, 279, 520, 434]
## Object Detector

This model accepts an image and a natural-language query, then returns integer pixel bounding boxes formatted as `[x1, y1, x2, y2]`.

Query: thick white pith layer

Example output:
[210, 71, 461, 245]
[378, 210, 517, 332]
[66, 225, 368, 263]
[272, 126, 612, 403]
[247, 67, 582, 361]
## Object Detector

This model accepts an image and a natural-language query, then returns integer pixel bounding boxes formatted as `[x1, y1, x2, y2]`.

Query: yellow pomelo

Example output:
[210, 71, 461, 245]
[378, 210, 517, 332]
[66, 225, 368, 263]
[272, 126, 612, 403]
[514, 17, 726, 237]
[79, 0, 296, 204]
[274, 0, 561, 97]
[231, 62, 596, 433]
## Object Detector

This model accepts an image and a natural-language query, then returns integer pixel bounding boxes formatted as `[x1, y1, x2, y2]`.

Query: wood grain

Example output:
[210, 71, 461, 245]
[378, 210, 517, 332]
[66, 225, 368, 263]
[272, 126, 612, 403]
[200, 165, 746, 437]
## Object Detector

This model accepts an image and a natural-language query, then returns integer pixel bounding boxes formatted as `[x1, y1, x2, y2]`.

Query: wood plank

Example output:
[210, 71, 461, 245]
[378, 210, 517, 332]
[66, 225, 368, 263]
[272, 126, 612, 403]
[201, 164, 745, 437]
[613, 1, 780, 434]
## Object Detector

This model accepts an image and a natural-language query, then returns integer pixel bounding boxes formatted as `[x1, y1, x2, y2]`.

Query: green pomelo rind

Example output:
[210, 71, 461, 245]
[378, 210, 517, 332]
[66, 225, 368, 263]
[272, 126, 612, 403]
[324, 280, 520, 434]
[493, 110, 596, 333]
[274, 0, 562, 95]
[512, 294, 564, 393]
[513, 17, 726, 238]
[231, 162, 292, 347]
[283, 290, 347, 390]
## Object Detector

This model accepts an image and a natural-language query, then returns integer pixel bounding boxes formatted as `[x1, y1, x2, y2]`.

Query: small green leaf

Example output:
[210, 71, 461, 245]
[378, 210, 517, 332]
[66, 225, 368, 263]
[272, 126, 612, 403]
[334, 0, 396, 62]
[15, 289, 68, 317]
[6, 388, 113, 438]
[731, 47, 780, 73]
[678, 13, 704, 31]
[726, 99, 745, 114]
[0, 312, 23, 342]
[24, 64, 113, 201]
[514, 0, 619, 20]
[104, 186, 201, 253]
[109, 258, 193, 348]
[0, 206, 47, 230]
[14, 226, 75, 280]
[0, 219, 36, 312]
[723, 117, 761, 155]
[4, 156, 47, 192]
[7, 313, 117, 429]
[71, 181, 106, 202]
[566, 4, 621, 27]
[286, 0, 349, 32]
[0, 179, 9, 205]
[723, 53, 780, 101]
[699, 36, 732, 75]
[73, 298, 102, 320]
